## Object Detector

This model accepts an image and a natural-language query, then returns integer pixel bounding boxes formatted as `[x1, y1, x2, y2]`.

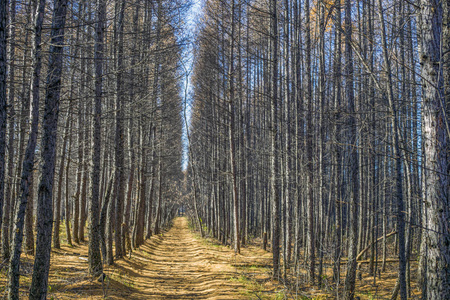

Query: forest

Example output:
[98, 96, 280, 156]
[0, 0, 449, 299]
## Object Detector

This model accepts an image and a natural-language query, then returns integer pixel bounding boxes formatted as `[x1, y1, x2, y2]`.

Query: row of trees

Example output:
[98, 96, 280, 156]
[0, 0, 186, 298]
[188, 0, 449, 299]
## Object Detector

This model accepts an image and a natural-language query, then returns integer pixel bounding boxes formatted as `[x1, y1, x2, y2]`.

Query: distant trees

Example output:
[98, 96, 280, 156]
[189, 0, 449, 298]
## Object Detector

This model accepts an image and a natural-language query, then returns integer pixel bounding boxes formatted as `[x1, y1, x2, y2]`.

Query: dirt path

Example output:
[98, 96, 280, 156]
[120, 217, 247, 299]
[3, 217, 262, 299]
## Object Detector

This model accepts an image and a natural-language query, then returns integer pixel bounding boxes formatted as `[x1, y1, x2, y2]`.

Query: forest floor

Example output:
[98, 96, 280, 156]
[0, 217, 421, 299]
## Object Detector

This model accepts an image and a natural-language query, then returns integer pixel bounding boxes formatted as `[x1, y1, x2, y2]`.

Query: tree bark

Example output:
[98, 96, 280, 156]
[88, 0, 106, 278]
[419, 0, 450, 298]
[114, 0, 126, 259]
[1, 0, 16, 261]
[7, 0, 46, 298]
[65, 116, 73, 246]
[53, 111, 71, 249]
[29, 0, 68, 297]
[343, 0, 359, 296]
[0, 0, 7, 263]
[228, 0, 240, 255]
[270, 0, 280, 280]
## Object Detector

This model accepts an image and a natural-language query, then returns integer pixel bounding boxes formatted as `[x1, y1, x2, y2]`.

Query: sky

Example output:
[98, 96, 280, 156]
[181, 0, 203, 171]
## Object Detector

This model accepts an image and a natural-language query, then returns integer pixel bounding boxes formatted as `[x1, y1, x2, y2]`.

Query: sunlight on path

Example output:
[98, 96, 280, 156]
[122, 217, 246, 299]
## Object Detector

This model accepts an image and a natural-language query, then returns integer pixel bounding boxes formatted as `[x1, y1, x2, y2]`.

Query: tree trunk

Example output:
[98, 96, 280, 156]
[134, 128, 147, 248]
[228, 0, 240, 255]
[7, 0, 46, 298]
[1, 0, 16, 261]
[419, 0, 450, 298]
[29, 0, 68, 297]
[270, 0, 280, 279]
[53, 111, 71, 249]
[332, 0, 342, 292]
[88, 0, 106, 278]
[0, 0, 7, 263]
[114, 0, 126, 259]
[343, 0, 359, 296]
[305, 0, 315, 285]
[72, 0, 84, 245]
[65, 116, 73, 246]
[100, 174, 114, 265]
[146, 126, 156, 239]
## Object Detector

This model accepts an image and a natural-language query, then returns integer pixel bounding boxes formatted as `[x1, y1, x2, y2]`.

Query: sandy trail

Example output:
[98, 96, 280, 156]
[122, 217, 246, 299]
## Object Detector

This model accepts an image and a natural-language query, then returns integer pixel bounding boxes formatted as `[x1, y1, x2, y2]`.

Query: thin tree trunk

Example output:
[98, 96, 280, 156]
[270, 0, 280, 279]
[343, 0, 359, 296]
[305, 0, 315, 285]
[114, 0, 126, 259]
[146, 126, 156, 239]
[0, 0, 7, 264]
[7, 0, 46, 298]
[65, 116, 73, 246]
[24, 172, 35, 256]
[332, 0, 342, 293]
[53, 111, 71, 249]
[72, 0, 84, 245]
[88, 0, 106, 277]
[228, 0, 240, 255]
[100, 174, 114, 265]
[134, 125, 147, 248]
[1, 0, 16, 261]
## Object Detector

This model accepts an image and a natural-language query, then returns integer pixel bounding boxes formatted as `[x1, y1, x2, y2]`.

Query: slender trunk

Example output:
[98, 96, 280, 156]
[270, 0, 280, 279]
[72, 1, 84, 245]
[53, 111, 71, 249]
[332, 0, 342, 292]
[154, 127, 163, 235]
[0, 0, 6, 263]
[88, 0, 106, 277]
[134, 127, 147, 247]
[1, 0, 16, 261]
[343, 0, 359, 296]
[7, 0, 46, 298]
[100, 174, 114, 265]
[65, 117, 73, 246]
[24, 173, 35, 256]
[114, 0, 126, 259]
[73, 104, 83, 244]
[228, 0, 240, 255]
[146, 126, 156, 239]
